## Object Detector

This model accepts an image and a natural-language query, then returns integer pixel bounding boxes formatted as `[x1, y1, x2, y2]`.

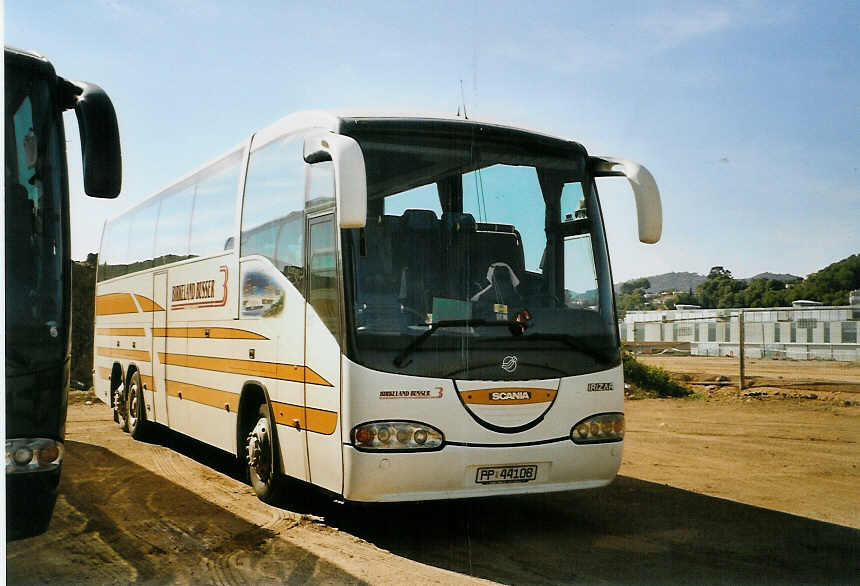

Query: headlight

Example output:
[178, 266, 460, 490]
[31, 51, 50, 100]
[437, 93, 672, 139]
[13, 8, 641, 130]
[571, 413, 624, 444]
[351, 421, 444, 451]
[6, 439, 64, 474]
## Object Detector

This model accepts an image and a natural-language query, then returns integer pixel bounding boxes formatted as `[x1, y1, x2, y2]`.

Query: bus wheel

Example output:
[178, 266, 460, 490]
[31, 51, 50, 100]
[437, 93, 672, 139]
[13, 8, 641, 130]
[114, 382, 129, 432]
[245, 403, 282, 503]
[127, 371, 147, 440]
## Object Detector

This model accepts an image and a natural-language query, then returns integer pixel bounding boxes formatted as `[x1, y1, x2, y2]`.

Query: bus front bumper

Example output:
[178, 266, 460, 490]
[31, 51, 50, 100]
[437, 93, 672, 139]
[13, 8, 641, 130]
[6, 466, 61, 539]
[342, 439, 622, 502]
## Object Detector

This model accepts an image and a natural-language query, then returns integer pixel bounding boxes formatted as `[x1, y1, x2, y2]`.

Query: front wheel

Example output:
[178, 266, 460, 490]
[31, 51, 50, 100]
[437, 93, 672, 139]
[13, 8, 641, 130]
[245, 403, 282, 504]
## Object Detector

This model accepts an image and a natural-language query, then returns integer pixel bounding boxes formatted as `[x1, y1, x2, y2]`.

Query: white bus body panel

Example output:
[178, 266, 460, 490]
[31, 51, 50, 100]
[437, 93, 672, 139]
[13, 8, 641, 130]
[340, 358, 624, 501]
[239, 257, 310, 483]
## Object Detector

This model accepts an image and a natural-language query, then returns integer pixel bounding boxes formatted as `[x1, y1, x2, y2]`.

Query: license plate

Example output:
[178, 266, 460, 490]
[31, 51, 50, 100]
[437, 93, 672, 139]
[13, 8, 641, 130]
[475, 464, 538, 485]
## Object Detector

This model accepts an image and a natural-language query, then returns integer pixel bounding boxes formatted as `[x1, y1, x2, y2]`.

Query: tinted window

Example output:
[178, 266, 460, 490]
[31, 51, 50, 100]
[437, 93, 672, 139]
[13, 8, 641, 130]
[188, 150, 242, 257]
[308, 217, 339, 338]
[125, 199, 159, 272]
[306, 160, 335, 209]
[98, 215, 130, 281]
[153, 185, 194, 266]
[242, 136, 305, 286]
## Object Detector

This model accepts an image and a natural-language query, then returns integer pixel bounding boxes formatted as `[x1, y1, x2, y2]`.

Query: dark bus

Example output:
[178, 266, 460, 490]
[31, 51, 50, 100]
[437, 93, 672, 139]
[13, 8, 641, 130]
[5, 46, 121, 539]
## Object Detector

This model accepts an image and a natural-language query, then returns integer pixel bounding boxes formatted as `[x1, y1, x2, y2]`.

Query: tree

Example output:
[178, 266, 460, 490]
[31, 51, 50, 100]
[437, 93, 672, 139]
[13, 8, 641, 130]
[621, 278, 651, 294]
[615, 289, 649, 316]
[698, 266, 744, 308]
[707, 266, 732, 280]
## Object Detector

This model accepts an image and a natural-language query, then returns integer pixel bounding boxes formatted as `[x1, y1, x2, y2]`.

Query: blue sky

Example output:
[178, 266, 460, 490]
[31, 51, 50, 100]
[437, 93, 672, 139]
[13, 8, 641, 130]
[6, 0, 859, 282]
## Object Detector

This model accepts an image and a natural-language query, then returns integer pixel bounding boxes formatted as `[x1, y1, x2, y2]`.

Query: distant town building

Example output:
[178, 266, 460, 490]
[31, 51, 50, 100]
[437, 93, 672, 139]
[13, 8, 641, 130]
[620, 304, 859, 361]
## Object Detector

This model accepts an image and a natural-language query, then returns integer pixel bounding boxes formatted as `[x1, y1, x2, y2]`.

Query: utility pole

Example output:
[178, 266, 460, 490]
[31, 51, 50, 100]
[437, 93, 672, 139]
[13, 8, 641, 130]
[739, 309, 745, 390]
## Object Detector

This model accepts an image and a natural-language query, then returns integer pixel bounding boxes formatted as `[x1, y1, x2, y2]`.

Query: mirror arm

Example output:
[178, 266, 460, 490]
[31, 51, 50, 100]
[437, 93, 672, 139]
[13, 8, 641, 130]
[60, 78, 122, 198]
[589, 156, 662, 244]
[304, 134, 367, 228]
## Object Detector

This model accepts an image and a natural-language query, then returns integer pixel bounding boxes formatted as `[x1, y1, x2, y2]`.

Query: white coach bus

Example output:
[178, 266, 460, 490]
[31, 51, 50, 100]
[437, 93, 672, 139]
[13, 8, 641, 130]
[94, 111, 661, 503]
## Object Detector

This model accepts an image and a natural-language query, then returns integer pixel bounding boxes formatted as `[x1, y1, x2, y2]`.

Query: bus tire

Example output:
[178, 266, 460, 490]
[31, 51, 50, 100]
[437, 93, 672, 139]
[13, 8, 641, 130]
[245, 403, 282, 504]
[127, 371, 147, 440]
[114, 379, 129, 433]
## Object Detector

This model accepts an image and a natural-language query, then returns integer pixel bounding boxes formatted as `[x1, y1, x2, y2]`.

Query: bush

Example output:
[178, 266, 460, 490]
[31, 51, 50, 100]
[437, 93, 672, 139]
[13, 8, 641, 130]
[622, 350, 691, 398]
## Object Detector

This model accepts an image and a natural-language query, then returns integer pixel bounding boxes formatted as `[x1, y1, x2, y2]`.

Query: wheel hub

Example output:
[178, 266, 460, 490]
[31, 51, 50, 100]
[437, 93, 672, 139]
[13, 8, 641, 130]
[114, 385, 127, 419]
[246, 418, 271, 480]
[128, 384, 138, 427]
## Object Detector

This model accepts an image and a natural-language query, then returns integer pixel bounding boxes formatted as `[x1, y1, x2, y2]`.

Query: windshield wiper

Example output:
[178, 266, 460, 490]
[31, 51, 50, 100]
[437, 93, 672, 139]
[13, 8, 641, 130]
[393, 319, 522, 368]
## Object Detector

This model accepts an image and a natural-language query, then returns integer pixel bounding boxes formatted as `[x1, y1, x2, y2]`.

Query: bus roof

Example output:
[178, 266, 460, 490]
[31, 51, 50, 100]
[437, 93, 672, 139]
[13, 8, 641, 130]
[254, 109, 581, 151]
[104, 110, 587, 227]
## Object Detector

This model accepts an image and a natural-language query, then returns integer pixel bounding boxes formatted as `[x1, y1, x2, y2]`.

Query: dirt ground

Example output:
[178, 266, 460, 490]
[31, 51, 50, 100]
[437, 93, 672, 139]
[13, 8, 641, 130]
[6, 360, 859, 584]
[638, 354, 860, 395]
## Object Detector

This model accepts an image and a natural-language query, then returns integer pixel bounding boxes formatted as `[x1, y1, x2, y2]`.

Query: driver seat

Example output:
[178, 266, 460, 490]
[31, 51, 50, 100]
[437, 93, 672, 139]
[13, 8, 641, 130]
[471, 262, 522, 309]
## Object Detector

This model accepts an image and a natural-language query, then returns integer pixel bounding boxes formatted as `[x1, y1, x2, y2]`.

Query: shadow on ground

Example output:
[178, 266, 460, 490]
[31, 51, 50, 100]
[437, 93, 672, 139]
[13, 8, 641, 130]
[19, 421, 856, 585]
[6, 440, 365, 585]
[325, 476, 859, 585]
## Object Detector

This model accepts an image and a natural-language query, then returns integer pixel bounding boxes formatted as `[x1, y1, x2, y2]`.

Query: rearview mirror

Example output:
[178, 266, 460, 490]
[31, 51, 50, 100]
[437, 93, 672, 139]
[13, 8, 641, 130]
[590, 156, 662, 244]
[64, 80, 122, 198]
[304, 134, 367, 228]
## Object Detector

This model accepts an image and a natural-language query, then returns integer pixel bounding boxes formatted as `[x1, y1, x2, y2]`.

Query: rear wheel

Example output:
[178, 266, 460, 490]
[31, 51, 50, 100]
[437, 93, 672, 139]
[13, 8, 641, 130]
[127, 371, 147, 440]
[245, 403, 282, 504]
[114, 378, 129, 432]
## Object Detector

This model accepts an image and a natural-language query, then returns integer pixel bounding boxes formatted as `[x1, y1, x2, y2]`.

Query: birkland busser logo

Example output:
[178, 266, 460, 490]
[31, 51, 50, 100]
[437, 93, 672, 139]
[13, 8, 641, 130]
[379, 387, 444, 399]
[586, 382, 614, 392]
[490, 391, 532, 401]
[171, 266, 229, 310]
[172, 279, 216, 302]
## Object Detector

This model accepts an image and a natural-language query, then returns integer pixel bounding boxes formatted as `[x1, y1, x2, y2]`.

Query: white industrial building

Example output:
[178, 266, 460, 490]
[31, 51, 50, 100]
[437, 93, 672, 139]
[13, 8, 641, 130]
[619, 303, 860, 361]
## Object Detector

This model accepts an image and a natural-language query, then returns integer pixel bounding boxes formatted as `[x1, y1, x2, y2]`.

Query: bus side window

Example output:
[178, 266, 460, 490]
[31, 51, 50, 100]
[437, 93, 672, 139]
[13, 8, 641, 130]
[308, 217, 339, 339]
[153, 185, 194, 266]
[188, 150, 242, 258]
[125, 199, 159, 272]
[242, 136, 305, 288]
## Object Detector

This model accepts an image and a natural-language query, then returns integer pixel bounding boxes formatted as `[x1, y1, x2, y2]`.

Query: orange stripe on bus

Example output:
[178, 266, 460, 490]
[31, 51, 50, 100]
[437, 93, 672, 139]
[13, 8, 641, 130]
[151, 327, 267, 340]
[97, 347, 151, 362]
[458, 388, 557, 405]
[95, 293, 139, 315]
[96, 327, 146, 336]
[158, 353, 332, 387]
[304, 406, 338, 435]
[165, 380, 239, 411]
[187, 327, 268, 340]
[271, 401, 338, 435]
[152, 327, 185, 337]
[135, 294, 165, 312]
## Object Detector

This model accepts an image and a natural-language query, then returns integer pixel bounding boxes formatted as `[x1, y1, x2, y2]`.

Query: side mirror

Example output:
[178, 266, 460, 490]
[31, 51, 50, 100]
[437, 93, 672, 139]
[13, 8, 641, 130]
[304, 134, 367, 228]
[590, 156, 662, 244]
[63, 80, 122, 198]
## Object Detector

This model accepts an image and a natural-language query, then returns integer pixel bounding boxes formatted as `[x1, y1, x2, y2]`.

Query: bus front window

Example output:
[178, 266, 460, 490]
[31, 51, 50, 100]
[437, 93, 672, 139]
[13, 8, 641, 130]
[5, 68, 66, 373]
[342, 122, 619, 380]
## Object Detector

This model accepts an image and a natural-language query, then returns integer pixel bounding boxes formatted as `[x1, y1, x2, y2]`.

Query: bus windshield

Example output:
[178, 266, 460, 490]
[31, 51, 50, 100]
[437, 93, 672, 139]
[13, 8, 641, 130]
[4, 63, 67, 374]
[341, 120, 619, 380]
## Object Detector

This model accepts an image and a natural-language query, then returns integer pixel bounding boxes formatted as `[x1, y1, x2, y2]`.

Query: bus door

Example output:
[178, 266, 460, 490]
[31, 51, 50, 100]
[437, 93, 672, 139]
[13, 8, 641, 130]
[304, 214, 343, 493]
[151, 271, 170, 426]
